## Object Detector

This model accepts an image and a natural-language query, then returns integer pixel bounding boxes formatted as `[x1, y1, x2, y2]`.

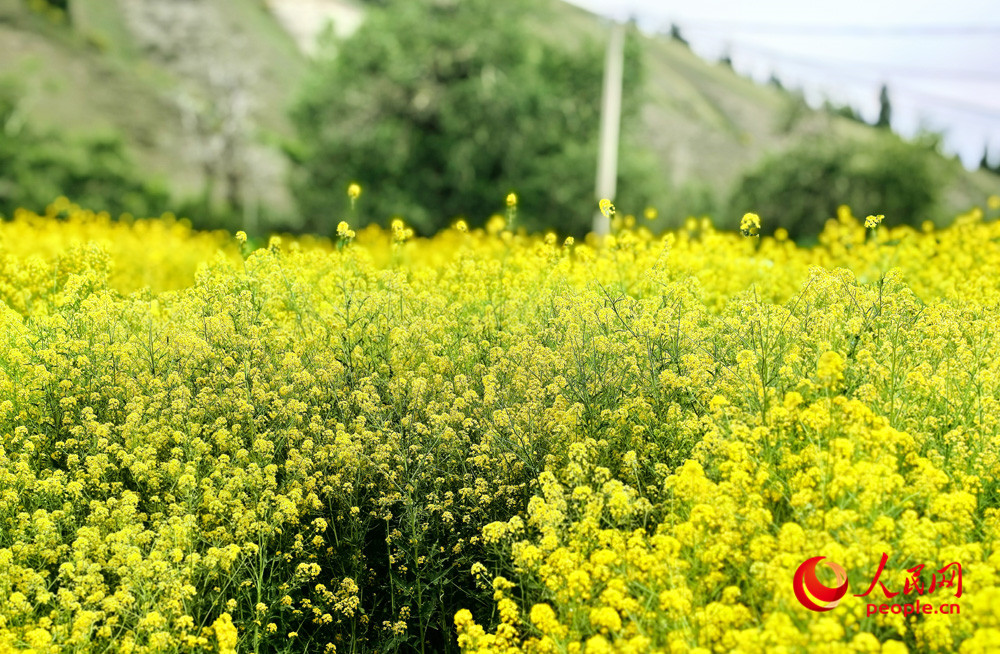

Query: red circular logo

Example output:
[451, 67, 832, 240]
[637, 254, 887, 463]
[793, 556, 849, 611]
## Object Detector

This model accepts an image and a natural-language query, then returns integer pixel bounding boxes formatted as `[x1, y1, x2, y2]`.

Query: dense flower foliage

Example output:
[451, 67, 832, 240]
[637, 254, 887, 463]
[2, 197, 1000, 653]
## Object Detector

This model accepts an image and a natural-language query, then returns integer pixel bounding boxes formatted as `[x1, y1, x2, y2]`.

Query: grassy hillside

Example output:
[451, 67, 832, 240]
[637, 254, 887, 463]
[0, 8, 192, 188]
[0, 0, 306, 215]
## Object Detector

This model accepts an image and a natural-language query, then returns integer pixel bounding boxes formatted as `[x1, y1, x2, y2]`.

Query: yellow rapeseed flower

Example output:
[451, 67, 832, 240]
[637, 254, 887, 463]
[212, 613, 238, 654]
[337, 220, 356, 239]
[865, 214, 885, 229]
[5, 200, 1000, 654]
[740, 212, 761, 236]
[816, 350, 846, 389]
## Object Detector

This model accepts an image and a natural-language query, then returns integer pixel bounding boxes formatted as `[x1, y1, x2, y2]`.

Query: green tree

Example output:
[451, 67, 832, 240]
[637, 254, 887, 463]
[876, 83, 892, 129]
[980, 144, 996, 174]
[728, 133, 946, 240]
[669, 23, 689, 47]
[288, 0, 657, 236]
[823, 99, 865, 124]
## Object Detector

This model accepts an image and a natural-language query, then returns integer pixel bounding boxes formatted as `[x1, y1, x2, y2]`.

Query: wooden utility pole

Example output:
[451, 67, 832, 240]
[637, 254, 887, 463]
[593, 20, 625, 236]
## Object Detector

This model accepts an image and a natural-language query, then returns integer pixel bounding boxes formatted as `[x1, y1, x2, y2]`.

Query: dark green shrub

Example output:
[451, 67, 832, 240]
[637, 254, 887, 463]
[728, 134, 945, 240]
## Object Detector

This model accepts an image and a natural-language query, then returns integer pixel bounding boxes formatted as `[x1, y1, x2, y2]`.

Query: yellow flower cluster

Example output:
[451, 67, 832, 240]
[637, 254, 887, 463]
[2, 197, 1000, 653]
[336, 220, 356, 240]
[0, 200, 238, 310]
[740, 212, 761, 237]
[865, 214, 885, 229]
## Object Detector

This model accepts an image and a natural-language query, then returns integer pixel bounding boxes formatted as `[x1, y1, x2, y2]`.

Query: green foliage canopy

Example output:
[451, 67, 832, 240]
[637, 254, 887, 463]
[728, 134, 946, 240]
[289, 0, 656, 236]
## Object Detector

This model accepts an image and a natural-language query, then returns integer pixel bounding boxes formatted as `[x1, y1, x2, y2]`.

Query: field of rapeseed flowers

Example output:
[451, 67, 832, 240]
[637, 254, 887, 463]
[3, 196, 1000, 654]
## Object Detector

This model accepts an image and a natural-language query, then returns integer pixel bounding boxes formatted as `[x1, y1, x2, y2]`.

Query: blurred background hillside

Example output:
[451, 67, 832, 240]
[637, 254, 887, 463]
[1, 0, 997, 238]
